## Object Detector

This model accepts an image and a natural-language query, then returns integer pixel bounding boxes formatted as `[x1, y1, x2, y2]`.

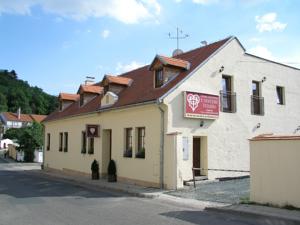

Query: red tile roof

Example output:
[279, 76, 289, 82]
[44, 37, 231, 122]
[149, 55, 190, 70]
[78, 85, 103, 94]
[59, 93, 79, 101]
[105, 75, 133, 86]
[1, 112, 47, 123]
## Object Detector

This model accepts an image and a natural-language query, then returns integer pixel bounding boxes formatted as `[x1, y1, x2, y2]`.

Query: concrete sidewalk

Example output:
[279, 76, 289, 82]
[207, 204, 300, 223]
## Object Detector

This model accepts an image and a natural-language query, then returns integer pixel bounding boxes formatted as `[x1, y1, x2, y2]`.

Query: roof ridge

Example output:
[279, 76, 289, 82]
[173, 36, 234, 58]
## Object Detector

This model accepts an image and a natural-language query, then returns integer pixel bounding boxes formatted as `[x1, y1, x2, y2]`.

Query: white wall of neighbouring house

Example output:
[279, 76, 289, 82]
[250, 138, 300, 208]
[164, 38, 300, 187]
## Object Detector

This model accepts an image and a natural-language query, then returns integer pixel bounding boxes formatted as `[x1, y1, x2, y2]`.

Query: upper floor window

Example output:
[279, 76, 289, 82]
[80, 94, 84, 106]
[124, 128, 133, 158]
[136, 127, 145, 159]
[46, 133, 50, 151]
[155, 69, 163, 88]
[220, 75, 236, 113]
[251, 81, 264, 115]
[276, 86, 285, 105]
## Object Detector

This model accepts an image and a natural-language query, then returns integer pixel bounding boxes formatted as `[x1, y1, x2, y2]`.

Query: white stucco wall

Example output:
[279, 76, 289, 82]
[164, 38, 300, 186]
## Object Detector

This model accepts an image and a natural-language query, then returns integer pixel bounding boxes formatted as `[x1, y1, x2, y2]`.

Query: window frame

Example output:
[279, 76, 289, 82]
[251, 80, 264, 116]
[81, 131, 87, 154]
[220, 75, 236, 113]
[88, 137, 94, 154]
[59, 132, 63, 151]
[136, 127, 145, 159]
[154, 69, 164, 88]
[46, 133, 50, 151]
[276, 86, 285, 105]
[124, 128, 133, 158]
[63, 132, 68, 152]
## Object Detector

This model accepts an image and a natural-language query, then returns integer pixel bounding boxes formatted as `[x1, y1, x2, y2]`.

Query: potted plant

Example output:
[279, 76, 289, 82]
[107, 159, 117, 182]
[123, 147, 132, 157]
[135, 147, 145, 158]
[91, 159, 99, 180]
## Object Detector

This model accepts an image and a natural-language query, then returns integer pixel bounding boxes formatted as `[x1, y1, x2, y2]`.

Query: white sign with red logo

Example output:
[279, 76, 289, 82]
[184, 91, 219, 119]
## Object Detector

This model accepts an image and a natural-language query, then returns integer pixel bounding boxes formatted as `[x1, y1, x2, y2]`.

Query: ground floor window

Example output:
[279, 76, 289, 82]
[81, 131, 86, 154]
[88, 137, 94, 154]
[124, 128, 132, 158]
[59, 132, 63, 151]
[64, 132, 68, 152]
[46, 133, 50, 151]
[136, 127, 145, 159]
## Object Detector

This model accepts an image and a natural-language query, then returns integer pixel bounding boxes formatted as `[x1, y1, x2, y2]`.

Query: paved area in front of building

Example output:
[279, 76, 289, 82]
[1, 162, 298, 225]
[167, 178, 250, 204]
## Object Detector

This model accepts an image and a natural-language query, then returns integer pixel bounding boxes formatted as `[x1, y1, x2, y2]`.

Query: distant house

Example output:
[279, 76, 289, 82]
[0, 109, 46, 139]
[0, 138, 13, 149]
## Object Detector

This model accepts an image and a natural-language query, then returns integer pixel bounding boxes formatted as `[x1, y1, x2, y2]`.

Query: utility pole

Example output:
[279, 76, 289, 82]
[168, 27, 189, 50]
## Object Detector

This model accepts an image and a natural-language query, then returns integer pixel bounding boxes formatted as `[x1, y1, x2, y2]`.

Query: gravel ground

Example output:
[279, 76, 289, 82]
[167, 178, 250, 204]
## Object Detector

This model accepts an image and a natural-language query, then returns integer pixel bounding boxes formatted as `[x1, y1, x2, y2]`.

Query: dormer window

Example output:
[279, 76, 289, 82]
[58, 93, 79, 111]
[80, 94, 84, 107]
[149, 55, 190, 89]
[155, 69, 164, 88]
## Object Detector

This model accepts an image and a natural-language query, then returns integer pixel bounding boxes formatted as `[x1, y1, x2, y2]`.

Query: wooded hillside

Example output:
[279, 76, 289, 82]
[0, 70, 58, 115]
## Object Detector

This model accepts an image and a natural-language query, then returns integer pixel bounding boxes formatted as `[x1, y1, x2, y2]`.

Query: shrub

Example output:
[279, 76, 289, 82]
[108, 159, 116, 175]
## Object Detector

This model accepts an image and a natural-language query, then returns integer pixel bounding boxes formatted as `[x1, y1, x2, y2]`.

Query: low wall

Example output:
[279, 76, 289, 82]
[250, 135, 300, 208]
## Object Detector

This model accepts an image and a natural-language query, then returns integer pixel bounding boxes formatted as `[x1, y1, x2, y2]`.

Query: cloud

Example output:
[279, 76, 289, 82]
[116, 61, 145, 73]
[255, 12, 287, 32]
[101, 29, 110, 39]
[248, 45, 274, 60]
[0, 0, 161, 24]
[248, 45, 300, 68]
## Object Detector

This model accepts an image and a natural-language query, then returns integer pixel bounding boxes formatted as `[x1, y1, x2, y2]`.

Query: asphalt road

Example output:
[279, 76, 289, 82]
[0, 162, 295, 225]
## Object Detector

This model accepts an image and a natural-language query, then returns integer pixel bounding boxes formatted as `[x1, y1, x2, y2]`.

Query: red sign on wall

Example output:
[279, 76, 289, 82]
[184, 91, 219, 119]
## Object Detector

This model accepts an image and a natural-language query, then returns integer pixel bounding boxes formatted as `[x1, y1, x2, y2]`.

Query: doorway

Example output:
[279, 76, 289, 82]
[101, 129, 112, 176]
[193, 137, 201, 176]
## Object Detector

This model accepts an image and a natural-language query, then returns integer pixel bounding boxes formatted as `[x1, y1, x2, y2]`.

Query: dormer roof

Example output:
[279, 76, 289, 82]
[77, 85, 103, 95]
[58, 93, 79, 101]
[102, 75, 133, 86]
[149, 55, 190, 71]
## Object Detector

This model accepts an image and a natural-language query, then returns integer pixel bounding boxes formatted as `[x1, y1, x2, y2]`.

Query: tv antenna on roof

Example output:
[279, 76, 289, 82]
[168, 27, 189, 51]
[85, 76, 95, 85]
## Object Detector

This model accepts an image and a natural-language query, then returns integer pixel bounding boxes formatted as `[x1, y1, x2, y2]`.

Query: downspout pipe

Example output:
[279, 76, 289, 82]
[158, 103, 165, 189]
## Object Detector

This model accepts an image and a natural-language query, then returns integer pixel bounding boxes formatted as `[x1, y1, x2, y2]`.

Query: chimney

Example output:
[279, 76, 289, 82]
[17, 107, 21, 119]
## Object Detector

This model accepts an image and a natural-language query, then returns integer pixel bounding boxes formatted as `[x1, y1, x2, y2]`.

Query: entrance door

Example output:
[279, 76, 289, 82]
[193, 137, 201, 176]
[102, 129, 112, 176]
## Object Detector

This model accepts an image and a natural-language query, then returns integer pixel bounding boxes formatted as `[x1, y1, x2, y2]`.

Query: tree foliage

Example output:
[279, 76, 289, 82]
[3, 122, 43, 162]
[0, 69, 58, 114]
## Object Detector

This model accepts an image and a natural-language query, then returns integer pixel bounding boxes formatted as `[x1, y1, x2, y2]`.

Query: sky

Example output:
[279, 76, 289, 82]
[0, 0, 299, 95]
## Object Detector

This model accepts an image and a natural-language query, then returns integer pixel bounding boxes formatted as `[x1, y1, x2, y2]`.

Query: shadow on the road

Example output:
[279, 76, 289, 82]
[0, 170, 124, 199]
[160, 210, 298, 225]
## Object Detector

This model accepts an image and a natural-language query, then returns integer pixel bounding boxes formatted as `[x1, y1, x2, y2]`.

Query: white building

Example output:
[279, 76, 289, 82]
[43, 36, 300, 189]
[0, 109, 46, 139]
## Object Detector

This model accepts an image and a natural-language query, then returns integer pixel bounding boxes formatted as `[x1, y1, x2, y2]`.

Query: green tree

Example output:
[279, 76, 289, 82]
[0, 70, 58, 114]
[0, 93, 8, 112]
[3, 122, 43, 162]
